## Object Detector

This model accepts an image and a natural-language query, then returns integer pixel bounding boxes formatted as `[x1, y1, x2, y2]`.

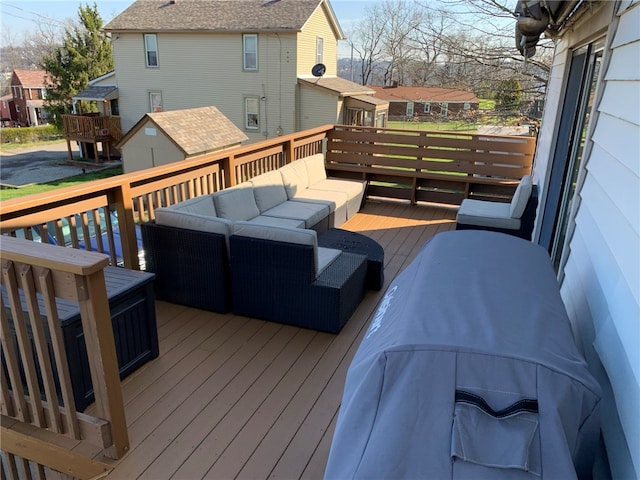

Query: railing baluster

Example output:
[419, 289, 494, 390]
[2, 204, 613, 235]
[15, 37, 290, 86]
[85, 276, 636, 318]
[19, 265, 61, 433]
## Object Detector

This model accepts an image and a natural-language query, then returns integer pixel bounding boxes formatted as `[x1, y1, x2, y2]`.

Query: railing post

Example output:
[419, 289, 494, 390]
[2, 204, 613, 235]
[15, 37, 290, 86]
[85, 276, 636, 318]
[75, 269, 129, 459]
[112, 184, 139, 270]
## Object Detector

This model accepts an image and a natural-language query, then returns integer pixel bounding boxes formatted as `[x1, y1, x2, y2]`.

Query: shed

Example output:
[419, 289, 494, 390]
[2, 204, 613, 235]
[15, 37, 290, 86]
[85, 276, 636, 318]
[116, 106, 248, 173]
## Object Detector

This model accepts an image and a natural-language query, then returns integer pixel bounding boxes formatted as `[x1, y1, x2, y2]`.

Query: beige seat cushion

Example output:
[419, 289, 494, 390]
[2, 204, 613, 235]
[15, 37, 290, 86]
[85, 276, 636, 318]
[456, 199, 521, 230]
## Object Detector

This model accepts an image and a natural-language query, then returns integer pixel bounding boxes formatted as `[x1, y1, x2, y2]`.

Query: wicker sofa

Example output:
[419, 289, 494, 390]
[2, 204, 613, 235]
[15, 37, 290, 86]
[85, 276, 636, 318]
[141, 154, 368, 328]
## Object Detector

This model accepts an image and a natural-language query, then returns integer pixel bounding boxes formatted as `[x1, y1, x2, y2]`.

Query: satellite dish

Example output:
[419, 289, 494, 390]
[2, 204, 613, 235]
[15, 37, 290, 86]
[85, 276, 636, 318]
[312, 63, 326, 77]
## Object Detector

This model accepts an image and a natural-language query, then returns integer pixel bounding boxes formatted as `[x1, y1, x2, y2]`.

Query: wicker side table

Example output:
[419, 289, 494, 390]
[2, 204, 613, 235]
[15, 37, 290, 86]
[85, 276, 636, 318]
[319, 228, 384, 290]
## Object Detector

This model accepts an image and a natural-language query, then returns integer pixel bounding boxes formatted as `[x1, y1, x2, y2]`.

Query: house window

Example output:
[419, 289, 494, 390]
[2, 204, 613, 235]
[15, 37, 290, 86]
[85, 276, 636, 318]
[441, 102, 448, 117]
[149, 91, 162, 112]
[424, 103, 430, 114]
[316, 37, 324, 65]
[463, 102, 470, 110]
[144, 34, 159, 67]
[243, 34, 258, 71]
[245, 96, 259, 130]
[406, 102, 414, 118]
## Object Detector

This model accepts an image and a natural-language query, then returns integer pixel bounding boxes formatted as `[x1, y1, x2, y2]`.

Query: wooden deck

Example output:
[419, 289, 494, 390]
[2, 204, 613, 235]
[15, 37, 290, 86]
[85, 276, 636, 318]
[88, 199, 457, 479]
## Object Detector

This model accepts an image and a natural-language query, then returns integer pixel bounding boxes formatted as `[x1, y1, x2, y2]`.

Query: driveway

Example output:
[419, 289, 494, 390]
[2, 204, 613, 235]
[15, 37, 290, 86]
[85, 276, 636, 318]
[0, 141, 117, 187]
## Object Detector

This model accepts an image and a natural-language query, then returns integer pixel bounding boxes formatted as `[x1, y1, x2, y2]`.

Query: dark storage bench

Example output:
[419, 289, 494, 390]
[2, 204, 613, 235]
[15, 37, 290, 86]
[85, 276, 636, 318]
[3, 266, 159, 412]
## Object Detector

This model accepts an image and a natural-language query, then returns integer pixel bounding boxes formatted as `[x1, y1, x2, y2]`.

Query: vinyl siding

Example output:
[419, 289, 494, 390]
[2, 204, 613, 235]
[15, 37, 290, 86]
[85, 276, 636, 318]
[112, 31, 298, 141]
[533, 2, 640, 477]
[297, 3, 339, 77]
[298, 82, 340, 130]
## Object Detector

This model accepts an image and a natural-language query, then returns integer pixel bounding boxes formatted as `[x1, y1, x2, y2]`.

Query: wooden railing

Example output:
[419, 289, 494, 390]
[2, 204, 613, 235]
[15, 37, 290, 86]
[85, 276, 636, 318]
[1, 124, 534, 272]
[1, 237, 128, 479]
[62, 114, 121, 142]
[326, 125, 535, 204]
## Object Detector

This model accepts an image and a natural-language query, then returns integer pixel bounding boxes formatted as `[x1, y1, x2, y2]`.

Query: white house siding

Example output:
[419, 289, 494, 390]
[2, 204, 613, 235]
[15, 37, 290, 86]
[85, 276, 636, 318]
[297, 82, 340, 130]
[533, 2, 639, 477]
[111, 31, 298, 142]
[297, 3, 339, 77]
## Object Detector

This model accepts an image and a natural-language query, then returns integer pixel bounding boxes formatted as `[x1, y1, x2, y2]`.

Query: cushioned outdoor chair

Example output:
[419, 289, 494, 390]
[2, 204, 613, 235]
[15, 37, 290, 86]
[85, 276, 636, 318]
[229, 222, 368, 333]
[455, 175, 538, 240]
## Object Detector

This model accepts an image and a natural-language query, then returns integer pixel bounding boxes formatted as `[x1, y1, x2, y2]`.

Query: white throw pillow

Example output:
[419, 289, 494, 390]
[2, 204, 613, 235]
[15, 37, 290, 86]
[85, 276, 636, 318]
[212, 184, 260, 221]
[509, 175, 533, 218]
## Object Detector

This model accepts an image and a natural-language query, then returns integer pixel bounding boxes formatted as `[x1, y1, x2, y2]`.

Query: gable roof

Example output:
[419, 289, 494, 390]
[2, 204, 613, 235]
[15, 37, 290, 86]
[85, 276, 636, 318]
[117, 106, 248, 156]
[105, 0, 336, 33]
[298, 76, 375, 97]
[370, 86, 479, 103]
[11, 69, 49, 87]
[73, 86, 119, 102]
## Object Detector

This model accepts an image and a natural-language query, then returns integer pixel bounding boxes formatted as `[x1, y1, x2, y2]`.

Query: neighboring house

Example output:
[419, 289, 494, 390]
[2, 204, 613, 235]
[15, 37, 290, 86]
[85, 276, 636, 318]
[72, 71, 119, 117]
[10, 69, 51, 127]
[103, 0, 387, 142]
[516, 0, 639, 477]
[116, 105, 248, 173]
[0, 93, 16, 127]
[370, 85, 479, 121]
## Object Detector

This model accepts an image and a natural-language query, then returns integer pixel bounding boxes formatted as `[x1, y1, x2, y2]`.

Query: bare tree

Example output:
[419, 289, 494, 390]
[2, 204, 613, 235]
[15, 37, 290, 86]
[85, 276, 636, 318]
[345, 0, 553, 104]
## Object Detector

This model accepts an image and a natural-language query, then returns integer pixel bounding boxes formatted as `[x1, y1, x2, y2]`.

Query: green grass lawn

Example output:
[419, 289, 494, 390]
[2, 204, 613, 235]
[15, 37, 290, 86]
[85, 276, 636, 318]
[0, 167, 122, 201]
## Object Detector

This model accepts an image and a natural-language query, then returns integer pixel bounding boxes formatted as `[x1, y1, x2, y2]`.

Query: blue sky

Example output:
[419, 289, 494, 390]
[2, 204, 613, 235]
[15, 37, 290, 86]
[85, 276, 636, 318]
[0, 1, 378, 35]
[0, 0, 379, 58]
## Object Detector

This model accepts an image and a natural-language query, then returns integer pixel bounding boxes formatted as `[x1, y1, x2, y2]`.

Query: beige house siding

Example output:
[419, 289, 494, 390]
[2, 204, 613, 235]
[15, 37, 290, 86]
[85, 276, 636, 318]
[112, 31, 298, 141]
[297, 3, 339, 77]
[298, 82, 340, 130]
[120, 120, 183, 173]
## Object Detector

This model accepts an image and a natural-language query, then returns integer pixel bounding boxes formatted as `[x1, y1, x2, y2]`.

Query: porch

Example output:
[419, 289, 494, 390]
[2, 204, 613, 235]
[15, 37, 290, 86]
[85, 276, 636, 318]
[0, 125, 534, 478]
[62, 114, 123, 163]
[88, 199, 456, 479]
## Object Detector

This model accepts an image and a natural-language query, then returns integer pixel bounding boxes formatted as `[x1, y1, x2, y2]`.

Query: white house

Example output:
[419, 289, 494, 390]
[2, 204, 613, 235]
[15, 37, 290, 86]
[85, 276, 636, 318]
[516, 1, 639, 477]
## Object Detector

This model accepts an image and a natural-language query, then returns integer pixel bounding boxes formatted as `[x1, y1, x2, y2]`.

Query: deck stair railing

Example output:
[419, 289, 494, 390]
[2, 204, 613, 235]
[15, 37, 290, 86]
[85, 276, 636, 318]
[1, 237, 128, 479]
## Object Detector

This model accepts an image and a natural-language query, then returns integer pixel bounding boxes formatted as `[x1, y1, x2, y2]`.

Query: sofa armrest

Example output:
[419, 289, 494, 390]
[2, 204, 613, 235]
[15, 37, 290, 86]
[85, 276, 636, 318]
[141, 222, 231, 312]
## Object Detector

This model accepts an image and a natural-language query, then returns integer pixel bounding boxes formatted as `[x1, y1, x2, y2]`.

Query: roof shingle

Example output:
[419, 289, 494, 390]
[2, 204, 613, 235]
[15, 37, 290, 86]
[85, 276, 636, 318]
[105, 0, 323, 32]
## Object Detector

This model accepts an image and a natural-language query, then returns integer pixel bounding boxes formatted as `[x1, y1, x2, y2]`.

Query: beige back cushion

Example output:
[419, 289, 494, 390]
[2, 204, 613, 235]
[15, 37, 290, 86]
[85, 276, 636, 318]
[280, 160, 309, 198]
[168, 195, 217, 216]
[250, 170, 288, 213]
[510, 175, 533, 218]
[213, 184, 260, 221]
[155, 208, 231, 237]
[304, 154, 327, 186]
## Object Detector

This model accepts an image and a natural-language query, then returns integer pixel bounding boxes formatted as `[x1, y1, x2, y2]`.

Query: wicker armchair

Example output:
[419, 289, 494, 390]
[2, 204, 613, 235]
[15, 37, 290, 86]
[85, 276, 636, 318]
[229, 222, 367, 333]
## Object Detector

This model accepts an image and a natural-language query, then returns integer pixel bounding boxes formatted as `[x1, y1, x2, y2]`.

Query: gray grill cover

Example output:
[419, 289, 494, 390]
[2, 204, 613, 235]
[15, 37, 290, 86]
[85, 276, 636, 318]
[325, 230, 601, 479]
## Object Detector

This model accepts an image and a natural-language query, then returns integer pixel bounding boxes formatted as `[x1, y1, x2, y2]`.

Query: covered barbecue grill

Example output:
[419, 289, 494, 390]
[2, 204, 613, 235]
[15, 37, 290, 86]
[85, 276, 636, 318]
[325, 230, 601, 479]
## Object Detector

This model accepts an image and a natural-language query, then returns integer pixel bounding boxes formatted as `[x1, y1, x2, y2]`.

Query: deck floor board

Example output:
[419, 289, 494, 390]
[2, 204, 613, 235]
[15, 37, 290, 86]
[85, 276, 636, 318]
[95, 200, 455, 479]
